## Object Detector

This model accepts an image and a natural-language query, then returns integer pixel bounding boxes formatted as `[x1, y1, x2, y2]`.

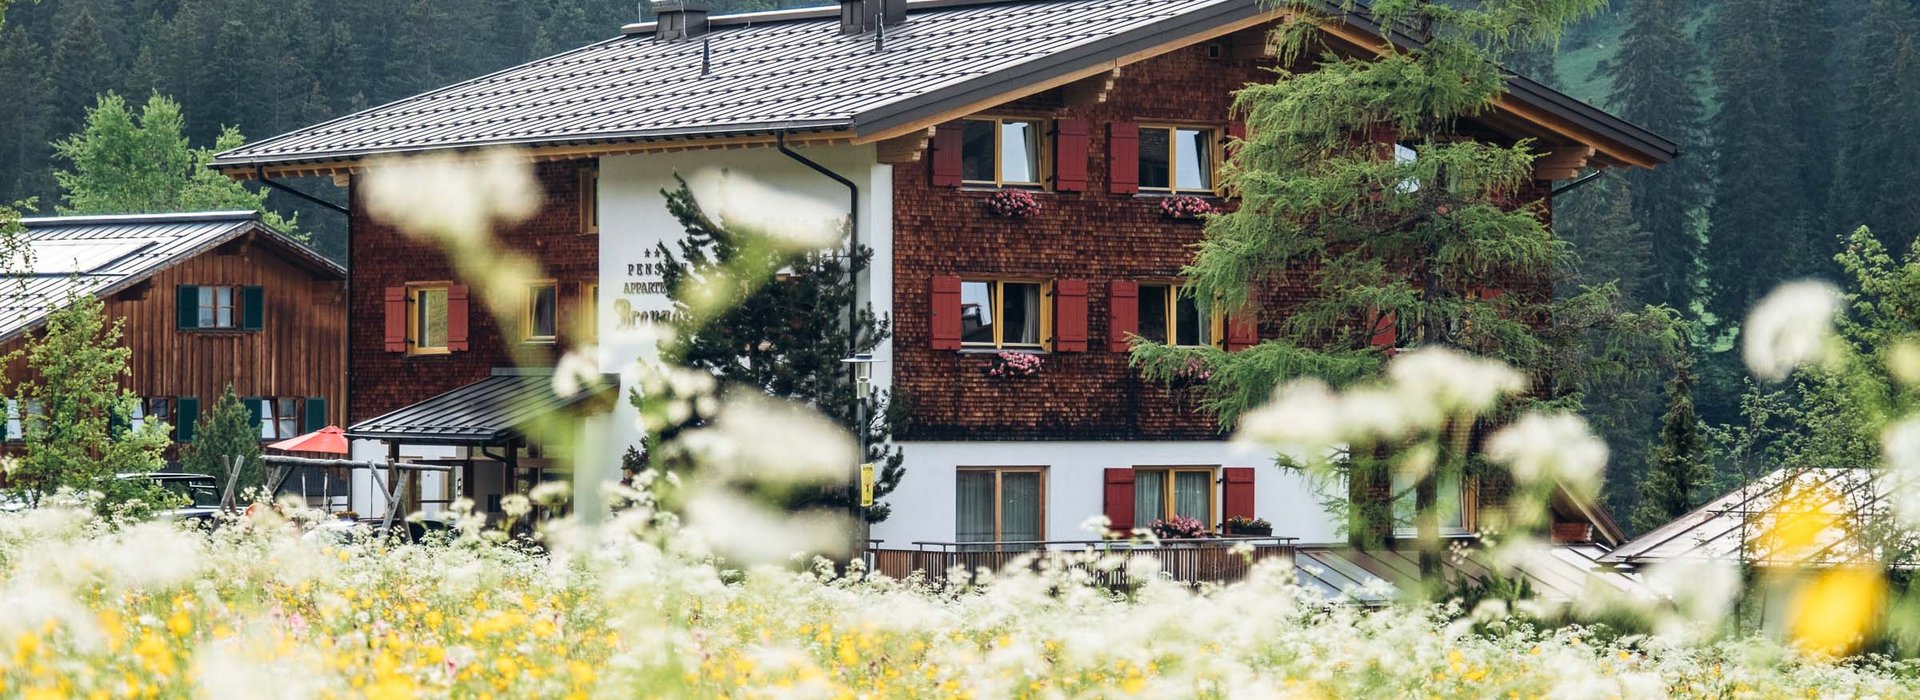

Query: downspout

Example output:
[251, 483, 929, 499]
[253, 166, 352, 462]
[1548, 169, 1605, 199]
[775, 130, 866, 540]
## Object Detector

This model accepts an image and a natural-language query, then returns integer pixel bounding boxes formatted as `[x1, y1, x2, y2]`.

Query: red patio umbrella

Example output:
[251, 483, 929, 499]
[267, 425, 350, 455]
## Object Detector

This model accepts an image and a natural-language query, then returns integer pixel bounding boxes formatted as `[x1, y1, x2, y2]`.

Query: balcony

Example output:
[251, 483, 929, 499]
[867, 537, 1297, 587]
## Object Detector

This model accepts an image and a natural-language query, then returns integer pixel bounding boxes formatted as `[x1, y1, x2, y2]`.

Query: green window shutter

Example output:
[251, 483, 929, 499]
[303, 396, 327, 433]
[176, 286, 199, 330]
[177, 397, 200, 442]
[242, 286, 265, 331]
[108, 406, 128, 437]
[243, 397, 263, 436]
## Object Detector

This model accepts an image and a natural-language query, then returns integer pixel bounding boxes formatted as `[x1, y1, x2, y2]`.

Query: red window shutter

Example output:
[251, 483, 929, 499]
[1108, 121, 1139, 195]
[1369, 310, 1398, 351]
[1223, 308, 1258, 352]
[447, 284, 471, 351]
[930, 123, 963, 187]
[383, 287, 407, 353]
[1107, 280, 1138, 352]
[1222, 467, 1256, 524]
[1103, 467, 1136, 533]
[930, 275, 962, 350]
[1053, 118, 1090, 192]
[1053, 279, 1088, 352]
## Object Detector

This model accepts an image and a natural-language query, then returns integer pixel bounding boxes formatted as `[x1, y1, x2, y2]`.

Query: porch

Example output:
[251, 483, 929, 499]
[868, 536, 1297, 587]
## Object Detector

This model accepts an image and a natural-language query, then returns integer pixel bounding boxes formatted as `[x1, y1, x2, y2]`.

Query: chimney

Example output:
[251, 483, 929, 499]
[655, 2, 710, 40]
[839, 0, 905, 35]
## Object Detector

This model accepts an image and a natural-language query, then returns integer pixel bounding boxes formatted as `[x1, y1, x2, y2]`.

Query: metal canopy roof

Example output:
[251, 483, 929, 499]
[1292, 542, 1654, 606]
[210, 0, 1674, 171]
[1601, 468, 1889, 568]
[346, 368, 613, 446]
[0, 211, 343, 344]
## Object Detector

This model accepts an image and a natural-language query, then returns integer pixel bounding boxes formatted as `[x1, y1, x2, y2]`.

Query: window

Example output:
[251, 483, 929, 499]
[579, 165, 599, 235]
[1139, 126, 1216, 192]
[959, 280, 1049, 349]
[274, 397, 299, 439]
[1391, 471, 1471, 536]
[198, 286, 237, 329]
[525, 281, 558, 342]
[1137, 284, 1222, 348]
[960, 118, 1044, 187]
[956, 467, 1046, 545]
[139, 397, 172, 434]
[411, 285, 450, 355]
[1393, 143, 1420, 193]
[1134, 467, 1215, 531]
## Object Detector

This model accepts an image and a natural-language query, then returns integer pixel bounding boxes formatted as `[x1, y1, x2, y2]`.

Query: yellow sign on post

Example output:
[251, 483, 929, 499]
[859, 463, 875, 507]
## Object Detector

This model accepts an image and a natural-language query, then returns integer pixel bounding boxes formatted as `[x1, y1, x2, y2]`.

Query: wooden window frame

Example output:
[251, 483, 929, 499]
[407, 282, 452, 356]
[1390, 474, 1477, 537]
[960, 116, 1051, 189]
[956, 466, 1048, 542]
[583, 283, 599, 343]
[959, 279, 1053, 351]
[269, 397, 300, 440]
[1137, 124, 1222, 194]
[1139, 283, 1224, 349]
[579, 165, 600, 235]
[524, 279, 559, 344]
[197, 285, 240, 330]
[1133, 466, 1219, 531]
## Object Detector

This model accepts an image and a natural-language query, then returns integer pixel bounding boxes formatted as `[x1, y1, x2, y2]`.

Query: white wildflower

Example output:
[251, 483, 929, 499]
[1386, 346, 1527, 416]
[676, 393, 857, 485]
[530, 480, 573, 507]
[683, 489, 850, 565]
[361, 148, 541, 243]
[500, 494, 532, 518]
[687, 168, 845, 250]
[1485, 412, 1608, 498]
[552, 350, 602, 398]
[1742, 280, 1841, 382]
[1235, 379, 1343, 449]
[1882, 417, 1920, 526]
[1642, 557, 1740, 642]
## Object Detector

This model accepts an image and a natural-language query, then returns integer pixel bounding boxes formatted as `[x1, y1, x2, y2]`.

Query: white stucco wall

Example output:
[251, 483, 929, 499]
[593, 145, 892, 467]
[347, 438, 457, 517]
[872, 441, 1345, 547]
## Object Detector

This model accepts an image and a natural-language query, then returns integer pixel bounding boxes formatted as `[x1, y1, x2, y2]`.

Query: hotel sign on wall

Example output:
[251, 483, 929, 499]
[613, 247, 686, 330]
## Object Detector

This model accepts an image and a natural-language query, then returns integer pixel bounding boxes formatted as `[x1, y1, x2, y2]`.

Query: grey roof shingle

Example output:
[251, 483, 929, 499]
[215, 0, 1242, 167]
[0, 211, 344, 344]
[346, 368, 614, 445]
[215, 0, 1672, 170]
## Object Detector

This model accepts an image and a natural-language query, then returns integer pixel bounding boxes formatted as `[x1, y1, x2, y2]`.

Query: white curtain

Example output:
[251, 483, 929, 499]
[1174, 472, 1210, 524]
[1000, 472, 1042, 543]
[1135, 470, 1166, 525]
[956, 471, 995, 543]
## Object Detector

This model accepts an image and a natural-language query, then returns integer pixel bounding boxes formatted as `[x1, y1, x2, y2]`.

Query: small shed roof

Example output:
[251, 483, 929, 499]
[346, 368, 613, 446]
[0, 211, 342, 344]
[211, 0, 1675, 174]
[1601, 468, 1888, 568]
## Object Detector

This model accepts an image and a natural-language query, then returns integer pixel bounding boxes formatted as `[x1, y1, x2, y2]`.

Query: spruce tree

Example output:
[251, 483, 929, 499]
[48, 7, 115, 140]
[1605, 0, 1708, 314]
[0, 27, 53, 205]
[653, 179, 905, 522]
[1632, 363, 1705, 533]
[1831, 0, 1920, 255]
[179, 386, 265, 503]
[1137, 0, 1635, 582]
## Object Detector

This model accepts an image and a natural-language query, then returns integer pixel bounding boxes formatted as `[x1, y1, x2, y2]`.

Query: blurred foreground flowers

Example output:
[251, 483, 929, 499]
[0, 505, 1915, 699]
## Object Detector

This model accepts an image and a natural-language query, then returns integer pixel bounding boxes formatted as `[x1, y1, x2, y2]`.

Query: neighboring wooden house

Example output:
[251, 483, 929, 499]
[208, 0, 1668, 541]
[0, 211, 346, 448]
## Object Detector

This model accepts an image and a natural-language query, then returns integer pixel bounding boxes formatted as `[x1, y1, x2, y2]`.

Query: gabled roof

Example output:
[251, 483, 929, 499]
[347, 368, 613, 446]
[210, 0, 1674, 176]
[0, 211, 344, 344]
[1602, 468, 1890, 568]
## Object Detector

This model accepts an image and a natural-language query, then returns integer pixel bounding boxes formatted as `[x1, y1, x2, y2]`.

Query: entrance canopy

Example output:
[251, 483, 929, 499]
[347, 367, 614, 447]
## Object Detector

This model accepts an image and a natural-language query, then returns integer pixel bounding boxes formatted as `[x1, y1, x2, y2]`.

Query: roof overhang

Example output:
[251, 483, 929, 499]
[211, 0, 1673, 178]
[346, 368, 616, 447]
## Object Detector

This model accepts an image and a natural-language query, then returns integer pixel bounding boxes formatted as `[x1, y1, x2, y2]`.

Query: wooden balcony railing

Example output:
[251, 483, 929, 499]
[867, 537, 1296, 588]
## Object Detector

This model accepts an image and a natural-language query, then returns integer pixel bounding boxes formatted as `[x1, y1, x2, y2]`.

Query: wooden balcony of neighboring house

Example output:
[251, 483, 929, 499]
[865, 536, 1298, 588]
